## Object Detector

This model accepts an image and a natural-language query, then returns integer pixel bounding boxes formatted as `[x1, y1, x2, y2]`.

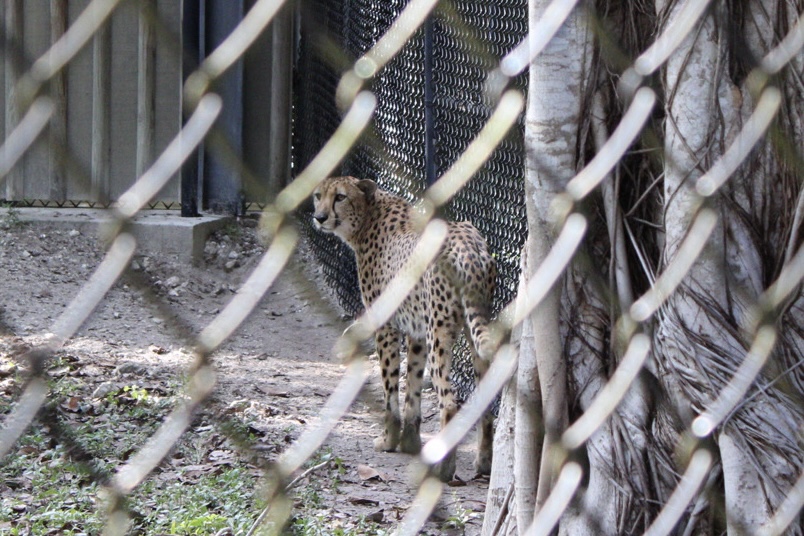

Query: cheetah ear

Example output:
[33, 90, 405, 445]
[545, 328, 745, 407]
[357, 179, 377, 199]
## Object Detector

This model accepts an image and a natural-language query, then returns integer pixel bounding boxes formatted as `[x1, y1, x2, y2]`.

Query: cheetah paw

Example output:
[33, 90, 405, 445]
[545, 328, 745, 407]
[373, 434, 399, 452]
[399, 429, 422, 454]
[433, 453, 457, 483]
[474, 452, 492, 476]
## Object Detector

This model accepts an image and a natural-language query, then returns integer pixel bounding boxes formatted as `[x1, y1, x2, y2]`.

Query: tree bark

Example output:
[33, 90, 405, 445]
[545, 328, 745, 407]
[520, 0, 590, 528]
[514, 251, 543, 532]
[657, 1, 803, 533]
[485, 1, 803, 532]
[483, 265, 529, 536]
[482, 374, 519, 536]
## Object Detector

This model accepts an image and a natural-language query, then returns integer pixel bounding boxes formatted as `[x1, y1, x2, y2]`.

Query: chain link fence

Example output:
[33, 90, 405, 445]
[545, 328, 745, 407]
[1, 0, 803, 534]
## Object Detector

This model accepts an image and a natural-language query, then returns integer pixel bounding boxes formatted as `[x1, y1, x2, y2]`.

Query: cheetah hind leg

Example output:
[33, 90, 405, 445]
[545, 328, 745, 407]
[466, 322, 494, 476]
[424, 395, 457, 482]
[399, 337, 426, 454]
[433, 450, 457, 483]
[399, 420, 421, 454]
[373, 327, 402, 452]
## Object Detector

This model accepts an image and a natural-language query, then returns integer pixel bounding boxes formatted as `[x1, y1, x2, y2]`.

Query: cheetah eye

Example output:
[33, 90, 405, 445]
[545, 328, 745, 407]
[313, 192, 321, 201]
[334, 193, 347, 202]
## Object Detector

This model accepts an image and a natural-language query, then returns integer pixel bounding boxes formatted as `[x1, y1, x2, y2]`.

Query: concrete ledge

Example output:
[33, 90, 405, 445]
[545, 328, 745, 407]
[1, 208, 233, 264]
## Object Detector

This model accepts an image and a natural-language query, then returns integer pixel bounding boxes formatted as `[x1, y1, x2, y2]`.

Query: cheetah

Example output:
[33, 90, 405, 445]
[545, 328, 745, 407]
[312, 176, 497, 481]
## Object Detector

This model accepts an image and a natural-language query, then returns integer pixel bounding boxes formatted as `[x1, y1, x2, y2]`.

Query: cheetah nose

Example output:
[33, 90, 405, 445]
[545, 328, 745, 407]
[313, 213, 328, 224]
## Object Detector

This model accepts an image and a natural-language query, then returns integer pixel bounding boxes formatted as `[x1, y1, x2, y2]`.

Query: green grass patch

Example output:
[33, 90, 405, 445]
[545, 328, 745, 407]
[0, 359, 261, 535]
[0, 354, 395, 535]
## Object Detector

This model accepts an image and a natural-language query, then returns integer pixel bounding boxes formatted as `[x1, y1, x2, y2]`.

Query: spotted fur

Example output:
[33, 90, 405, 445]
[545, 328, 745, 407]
[312, 176, 496, 481]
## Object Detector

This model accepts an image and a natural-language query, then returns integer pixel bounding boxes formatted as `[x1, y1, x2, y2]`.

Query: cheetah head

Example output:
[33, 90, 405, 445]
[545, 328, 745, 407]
[312, 176, 377, 243]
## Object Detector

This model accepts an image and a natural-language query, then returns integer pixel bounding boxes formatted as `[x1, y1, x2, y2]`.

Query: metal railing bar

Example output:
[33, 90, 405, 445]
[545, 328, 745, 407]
[47, 233, 138, 346]
[756, 467, 804, 536]
[499, 0, 581, 78]
[26, 0, 124, 88]
[690, 326, 778, 438]
[507, 213, 589, 328]
[272, 91, 378, 217]
[695, 87, 782, 197]
[258, 358, 370, 532]
[420, 344, 518, 466]
[760, 13, 804, 75]
[561, 333, 651, 450]
[761, 243, 804, 315]
[566, 87, 656, 201]
[111, 364, 217, 494]
[629, 208, 718, 322]
[0, 97, 54, 181]
[643, 449, 714, 536]
[423, 90, 525, 209]
[690, 243, 804, 438]
[0, 377, 48, 460]
[336, 221, 449, 354]
[523, 462, 583, 536]
[115, 94, 223, 219]
[184, 0, 288, 105]
[394, 477, 444, 536]
[277, 357, 369, 476]
[633, 0, 713, 77]
[336, 0, 440, 106]
[197, 225, 299, 353]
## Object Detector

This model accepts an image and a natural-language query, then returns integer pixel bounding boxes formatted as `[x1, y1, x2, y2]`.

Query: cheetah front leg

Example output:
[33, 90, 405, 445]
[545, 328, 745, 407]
[400, 336, 426, 454]
[374, 326, 402, 452]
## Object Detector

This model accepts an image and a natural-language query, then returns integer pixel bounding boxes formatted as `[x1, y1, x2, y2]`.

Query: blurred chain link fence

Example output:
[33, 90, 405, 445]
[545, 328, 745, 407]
[0, 0, 802, 535]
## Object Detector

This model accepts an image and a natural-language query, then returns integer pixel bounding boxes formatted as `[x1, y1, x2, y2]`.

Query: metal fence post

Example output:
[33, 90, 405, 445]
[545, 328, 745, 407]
[203, 0, 245, 215]
[3, 0, 22, 201]
[424, 14, 436, 187]
[181, 0, 202, 217]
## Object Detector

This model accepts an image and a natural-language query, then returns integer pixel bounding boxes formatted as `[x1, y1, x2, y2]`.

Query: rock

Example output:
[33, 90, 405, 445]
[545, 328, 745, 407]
[36, 288, 52, 299]
[92, 382, 116, 399]
[224, 260, 239, 272]
[116, 362, 146, 376]
[227, 251, 240, 260]
[165, 276, 182, 288]
[0, 361, 17, 377]
[68, 229, 80, 237]
[367, 510, 384, 523]
[228, 399, 250, 412]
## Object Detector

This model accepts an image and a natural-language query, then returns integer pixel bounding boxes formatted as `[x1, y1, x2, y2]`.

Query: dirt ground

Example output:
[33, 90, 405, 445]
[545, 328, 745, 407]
[0, 214, 489, 534]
